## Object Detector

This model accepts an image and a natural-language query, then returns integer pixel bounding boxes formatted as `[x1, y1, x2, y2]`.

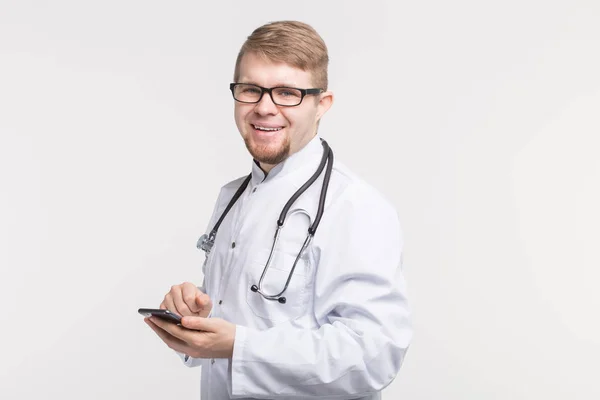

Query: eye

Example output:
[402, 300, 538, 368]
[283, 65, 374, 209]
[243, 87, 261, 94]
[276, 88, 301, 98]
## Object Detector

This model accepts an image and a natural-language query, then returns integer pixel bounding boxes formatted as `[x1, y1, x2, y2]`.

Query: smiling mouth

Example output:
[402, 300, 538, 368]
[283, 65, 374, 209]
[252, 124, 284, 132]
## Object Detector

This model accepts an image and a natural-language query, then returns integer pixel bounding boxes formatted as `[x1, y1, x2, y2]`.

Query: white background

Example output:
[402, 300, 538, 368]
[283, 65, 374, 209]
[1, 0, 599, 399]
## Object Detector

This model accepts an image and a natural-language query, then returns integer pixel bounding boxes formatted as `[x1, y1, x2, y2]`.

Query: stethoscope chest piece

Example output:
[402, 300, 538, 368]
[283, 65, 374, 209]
[197, 232, 216, 254]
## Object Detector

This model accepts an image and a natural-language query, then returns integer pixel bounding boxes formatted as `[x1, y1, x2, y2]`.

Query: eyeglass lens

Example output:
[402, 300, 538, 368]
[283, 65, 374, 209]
[233, 84, 304, 106]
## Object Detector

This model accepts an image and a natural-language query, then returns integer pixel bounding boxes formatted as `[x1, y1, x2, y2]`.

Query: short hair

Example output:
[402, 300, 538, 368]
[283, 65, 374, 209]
[233, 21, 329, 90]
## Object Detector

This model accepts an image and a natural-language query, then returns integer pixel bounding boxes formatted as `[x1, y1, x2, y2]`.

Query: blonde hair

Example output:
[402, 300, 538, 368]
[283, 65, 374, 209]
[233, 21, 329, 90]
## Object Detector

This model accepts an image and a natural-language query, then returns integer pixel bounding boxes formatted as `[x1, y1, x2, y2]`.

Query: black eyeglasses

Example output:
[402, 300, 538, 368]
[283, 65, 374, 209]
[230, 83, 324, 107]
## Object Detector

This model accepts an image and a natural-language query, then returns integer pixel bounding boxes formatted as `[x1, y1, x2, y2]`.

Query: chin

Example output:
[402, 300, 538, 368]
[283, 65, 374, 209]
[245, 136, 290, 165]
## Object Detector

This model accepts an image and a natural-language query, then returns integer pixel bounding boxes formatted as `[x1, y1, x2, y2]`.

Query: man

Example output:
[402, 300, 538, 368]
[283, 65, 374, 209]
[144, 20, 412, 399]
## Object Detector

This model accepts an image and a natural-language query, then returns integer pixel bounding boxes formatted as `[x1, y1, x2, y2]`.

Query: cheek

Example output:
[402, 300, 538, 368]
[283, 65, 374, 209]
[284, 109, 313, 130]
[280, 109, 300, 127]
[234, 106, 248, 129]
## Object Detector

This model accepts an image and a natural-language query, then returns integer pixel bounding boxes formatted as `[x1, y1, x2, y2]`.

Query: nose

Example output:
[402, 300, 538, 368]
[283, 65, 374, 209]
[254, 91, 279, 116]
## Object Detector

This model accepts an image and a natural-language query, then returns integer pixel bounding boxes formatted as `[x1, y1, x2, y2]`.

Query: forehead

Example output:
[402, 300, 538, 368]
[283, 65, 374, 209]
[237, 52, 313, 87]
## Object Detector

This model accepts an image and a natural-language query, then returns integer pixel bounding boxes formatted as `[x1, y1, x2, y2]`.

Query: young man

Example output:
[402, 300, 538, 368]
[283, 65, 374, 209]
[144, 21, 412, 399]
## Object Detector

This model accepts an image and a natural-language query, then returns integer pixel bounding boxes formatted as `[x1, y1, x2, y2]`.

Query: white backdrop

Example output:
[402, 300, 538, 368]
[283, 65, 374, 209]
[1, 1, 599, 399]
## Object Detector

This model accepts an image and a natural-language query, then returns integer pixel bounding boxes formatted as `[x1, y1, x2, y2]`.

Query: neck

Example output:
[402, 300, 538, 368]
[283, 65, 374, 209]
[259, 162, 276, 174]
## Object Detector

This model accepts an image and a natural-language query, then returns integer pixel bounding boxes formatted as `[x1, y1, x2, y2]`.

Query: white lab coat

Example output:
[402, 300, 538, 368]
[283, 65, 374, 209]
[180, 135, 412, 399]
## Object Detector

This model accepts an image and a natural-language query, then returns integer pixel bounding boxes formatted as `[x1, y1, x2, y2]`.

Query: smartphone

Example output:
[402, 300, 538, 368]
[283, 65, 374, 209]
[138, 308, 182, 324]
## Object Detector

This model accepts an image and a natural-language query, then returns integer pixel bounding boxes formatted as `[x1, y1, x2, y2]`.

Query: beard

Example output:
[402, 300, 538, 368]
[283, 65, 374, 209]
[244, 133, 291, 165]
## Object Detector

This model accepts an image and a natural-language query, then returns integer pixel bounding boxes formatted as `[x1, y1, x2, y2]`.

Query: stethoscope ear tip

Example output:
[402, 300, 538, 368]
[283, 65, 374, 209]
[250, 285, 286, 304]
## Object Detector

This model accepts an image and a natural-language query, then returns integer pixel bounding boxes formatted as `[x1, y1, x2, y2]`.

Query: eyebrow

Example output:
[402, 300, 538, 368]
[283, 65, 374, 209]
[238, 80, 299, 88]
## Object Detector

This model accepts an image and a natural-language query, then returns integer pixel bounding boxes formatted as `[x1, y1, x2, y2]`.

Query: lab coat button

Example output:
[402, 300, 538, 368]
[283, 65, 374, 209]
[252, 187, 257, 193]
[231, 242, 236, 249]
[211, 358, 215, 364]
[218, 300, 223, 305]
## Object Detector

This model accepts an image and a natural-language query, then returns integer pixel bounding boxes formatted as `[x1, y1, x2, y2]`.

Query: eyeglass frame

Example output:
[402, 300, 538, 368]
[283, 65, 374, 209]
[229, 83, 324, 107]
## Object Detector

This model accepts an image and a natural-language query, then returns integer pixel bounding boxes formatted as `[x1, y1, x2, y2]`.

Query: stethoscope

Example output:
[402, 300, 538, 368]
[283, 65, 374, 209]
[197, 139, 334, 304]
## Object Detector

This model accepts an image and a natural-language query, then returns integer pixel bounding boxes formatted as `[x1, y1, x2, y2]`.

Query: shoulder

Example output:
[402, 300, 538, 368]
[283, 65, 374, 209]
[328, 159, 398, 218]
[215, 174, 249, 201]
[314, 157, 404, 252]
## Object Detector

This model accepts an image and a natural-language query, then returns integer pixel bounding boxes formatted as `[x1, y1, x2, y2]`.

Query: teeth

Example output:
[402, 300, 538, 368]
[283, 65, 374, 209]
[253, 125, 282, 132]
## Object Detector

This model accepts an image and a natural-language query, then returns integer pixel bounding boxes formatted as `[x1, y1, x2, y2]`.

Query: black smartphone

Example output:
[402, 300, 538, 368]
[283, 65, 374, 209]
[138, 308, 182, 324]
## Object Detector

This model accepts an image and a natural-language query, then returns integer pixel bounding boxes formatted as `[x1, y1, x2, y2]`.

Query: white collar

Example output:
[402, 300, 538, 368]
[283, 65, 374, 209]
[250, 134, 324, 186]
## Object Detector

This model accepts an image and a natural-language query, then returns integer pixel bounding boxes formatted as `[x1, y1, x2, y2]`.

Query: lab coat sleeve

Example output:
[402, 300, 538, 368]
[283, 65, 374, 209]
[229, 185, 413, 398]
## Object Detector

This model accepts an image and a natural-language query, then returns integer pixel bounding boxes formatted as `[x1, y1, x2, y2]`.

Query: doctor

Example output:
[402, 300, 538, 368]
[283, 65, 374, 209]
[144, 20, 412, 399]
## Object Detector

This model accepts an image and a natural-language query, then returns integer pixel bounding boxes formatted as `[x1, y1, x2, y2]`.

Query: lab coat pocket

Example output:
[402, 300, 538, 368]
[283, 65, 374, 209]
[245, 248, 311, 323]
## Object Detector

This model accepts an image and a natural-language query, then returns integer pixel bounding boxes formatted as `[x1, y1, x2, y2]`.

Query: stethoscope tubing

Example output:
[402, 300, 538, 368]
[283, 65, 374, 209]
[198, 139, 334, 304]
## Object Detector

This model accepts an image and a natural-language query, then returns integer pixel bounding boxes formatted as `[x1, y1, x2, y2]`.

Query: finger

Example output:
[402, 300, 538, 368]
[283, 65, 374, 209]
[145, 318, 190, 354]
[195, 292, 212, 312]
[150, 316, 206, 346]
[171, 285, 193, 316]
[181, 316, 217, 332]
[162, 292, 176, 312]
[182, 283, 201, 313]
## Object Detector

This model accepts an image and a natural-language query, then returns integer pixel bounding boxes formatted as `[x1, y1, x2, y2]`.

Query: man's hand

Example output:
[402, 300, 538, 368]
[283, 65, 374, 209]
[144, 316, 236, 359]
[160, 282, 212, 318]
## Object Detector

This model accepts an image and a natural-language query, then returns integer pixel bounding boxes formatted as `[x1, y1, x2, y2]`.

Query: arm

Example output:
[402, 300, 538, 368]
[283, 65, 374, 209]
[176, 188, 225, 367]
[229, 187, 412, 398]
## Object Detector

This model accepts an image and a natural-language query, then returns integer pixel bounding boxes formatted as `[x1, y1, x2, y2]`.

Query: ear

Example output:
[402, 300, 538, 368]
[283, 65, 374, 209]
[315, 90, 334, 121]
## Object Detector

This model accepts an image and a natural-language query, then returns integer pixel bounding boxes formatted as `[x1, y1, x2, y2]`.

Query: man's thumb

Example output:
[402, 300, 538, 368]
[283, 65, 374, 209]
[182, 316, 214, 331]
